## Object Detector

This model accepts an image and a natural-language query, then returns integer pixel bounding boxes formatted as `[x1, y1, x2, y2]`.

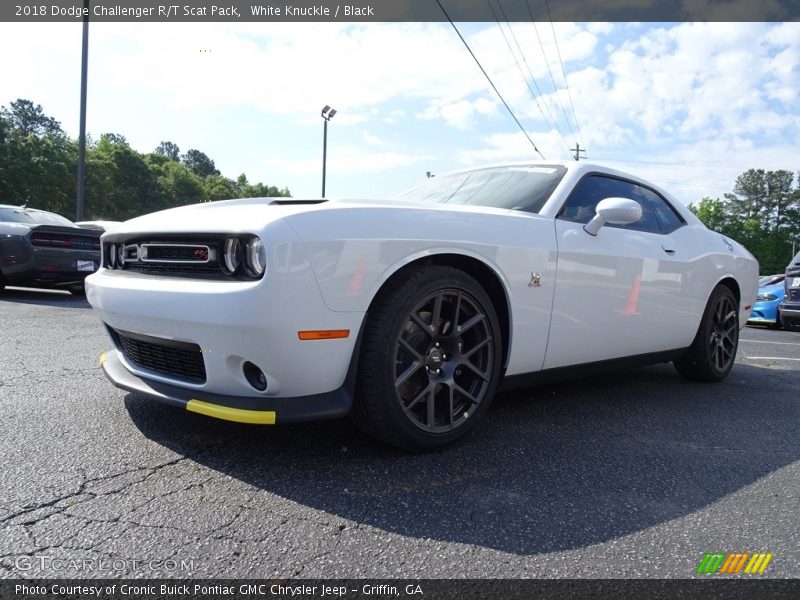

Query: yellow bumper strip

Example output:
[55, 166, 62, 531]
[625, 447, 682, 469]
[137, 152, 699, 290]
[99, 352, 109, 366]
[186, 399, 276, 425]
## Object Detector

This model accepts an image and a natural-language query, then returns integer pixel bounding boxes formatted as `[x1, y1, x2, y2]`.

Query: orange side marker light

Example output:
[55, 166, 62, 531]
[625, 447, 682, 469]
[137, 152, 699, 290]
[298, 329, 350, 340]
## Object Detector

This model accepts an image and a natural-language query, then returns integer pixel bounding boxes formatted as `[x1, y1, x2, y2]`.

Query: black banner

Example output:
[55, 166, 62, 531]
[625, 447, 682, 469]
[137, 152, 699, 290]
[2, 0, 797, 23]
[3, 580, 800, 600]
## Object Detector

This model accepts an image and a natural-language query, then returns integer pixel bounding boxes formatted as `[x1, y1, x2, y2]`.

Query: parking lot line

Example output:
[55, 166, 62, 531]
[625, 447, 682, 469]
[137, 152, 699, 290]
[740, 339, 800, 345]
[743, 356, 800, 361]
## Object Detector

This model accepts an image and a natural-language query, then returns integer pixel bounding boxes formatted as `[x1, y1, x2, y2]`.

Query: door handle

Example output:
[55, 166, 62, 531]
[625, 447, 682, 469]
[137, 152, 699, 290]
[662, 238, 676, 255]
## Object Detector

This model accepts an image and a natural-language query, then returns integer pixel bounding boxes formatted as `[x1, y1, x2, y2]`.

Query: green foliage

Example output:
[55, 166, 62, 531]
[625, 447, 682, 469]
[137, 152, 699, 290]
[182, 148, 220, 178]
[0, 101, 76, 213]
[0, 98, 291, 221]
[1, 99, 63, 137]
[689, 169, 800, 274]
[155, 141, 180, 161]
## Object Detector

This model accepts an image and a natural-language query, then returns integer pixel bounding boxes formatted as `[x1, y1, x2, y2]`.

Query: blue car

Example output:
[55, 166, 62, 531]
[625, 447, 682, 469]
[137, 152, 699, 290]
[747, 274, 786, 328]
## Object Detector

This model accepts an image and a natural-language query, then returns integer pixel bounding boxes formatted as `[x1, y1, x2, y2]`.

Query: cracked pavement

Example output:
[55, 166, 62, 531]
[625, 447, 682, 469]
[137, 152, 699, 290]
[1, 287, 799, 578]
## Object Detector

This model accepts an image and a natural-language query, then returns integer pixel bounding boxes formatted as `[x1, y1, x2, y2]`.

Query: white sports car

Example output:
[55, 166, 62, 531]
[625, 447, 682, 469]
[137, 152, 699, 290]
[87, 161, 758, 450]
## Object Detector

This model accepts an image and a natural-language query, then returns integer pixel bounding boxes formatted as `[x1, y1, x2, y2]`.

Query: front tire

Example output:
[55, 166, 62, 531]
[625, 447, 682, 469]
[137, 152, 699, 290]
[770, 308, 782, 330]
[674, 284, 739, 381]
[352, 265, 503, 451]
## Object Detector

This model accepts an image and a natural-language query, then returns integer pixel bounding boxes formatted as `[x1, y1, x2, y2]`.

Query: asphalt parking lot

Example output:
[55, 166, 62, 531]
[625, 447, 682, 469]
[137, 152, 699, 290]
[0, 287, 798, 579]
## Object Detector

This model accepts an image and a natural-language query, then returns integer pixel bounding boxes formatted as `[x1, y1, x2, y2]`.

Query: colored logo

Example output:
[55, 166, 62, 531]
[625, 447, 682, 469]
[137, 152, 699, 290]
[696, 552, 773, 575]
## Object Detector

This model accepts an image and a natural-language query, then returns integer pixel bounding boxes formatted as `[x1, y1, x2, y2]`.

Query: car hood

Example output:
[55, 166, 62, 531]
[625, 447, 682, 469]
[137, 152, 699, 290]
[115, 198, 332, 235]
[110, 196, 516, 235]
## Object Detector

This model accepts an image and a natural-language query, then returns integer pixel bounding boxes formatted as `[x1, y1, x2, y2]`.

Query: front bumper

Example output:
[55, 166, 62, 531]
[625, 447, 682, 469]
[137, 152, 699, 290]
[747, 299, 780, 324]
[86, 217, 369, 404]
[780, 305, 800, 322]
[100, 349, 355, 423]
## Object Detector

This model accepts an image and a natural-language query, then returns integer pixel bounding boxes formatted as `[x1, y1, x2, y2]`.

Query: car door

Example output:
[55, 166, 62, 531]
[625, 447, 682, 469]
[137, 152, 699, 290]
[543, 173, 691, 369]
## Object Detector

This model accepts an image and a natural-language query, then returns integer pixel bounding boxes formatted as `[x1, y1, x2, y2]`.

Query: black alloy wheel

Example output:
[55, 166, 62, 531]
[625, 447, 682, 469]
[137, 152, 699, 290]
[393, 288, 494, 434]
[674, 284, 739, 381]
[352, 265, 502, 450]
[707, 291, 738, 373]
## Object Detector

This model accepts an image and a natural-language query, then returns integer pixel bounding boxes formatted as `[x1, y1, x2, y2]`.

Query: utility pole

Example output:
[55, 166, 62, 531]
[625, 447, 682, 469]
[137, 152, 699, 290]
[76, 0, 89, 220]
[570, 143, 586, 161]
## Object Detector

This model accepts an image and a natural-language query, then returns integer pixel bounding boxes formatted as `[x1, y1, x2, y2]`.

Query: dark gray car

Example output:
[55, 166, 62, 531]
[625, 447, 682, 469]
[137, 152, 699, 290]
[0, 205, 101, 294]
[780, 251, 800, 331]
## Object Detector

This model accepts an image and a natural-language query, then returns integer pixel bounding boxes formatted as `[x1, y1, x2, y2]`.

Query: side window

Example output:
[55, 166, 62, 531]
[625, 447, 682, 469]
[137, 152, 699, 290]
[558, 175, 661, 234]
[641, 188, 685, 234]
[558, 175, 683, 233]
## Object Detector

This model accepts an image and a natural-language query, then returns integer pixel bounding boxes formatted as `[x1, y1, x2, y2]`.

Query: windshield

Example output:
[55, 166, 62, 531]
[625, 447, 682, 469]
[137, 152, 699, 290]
[0, 207, 75, 227]
[394, 165, 567, 213]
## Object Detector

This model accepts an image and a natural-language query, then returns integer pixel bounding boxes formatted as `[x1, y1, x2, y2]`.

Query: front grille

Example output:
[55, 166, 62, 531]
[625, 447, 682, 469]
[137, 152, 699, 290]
[789, 289, 800, 302]
[109, 327, 206, 383]
[125, 263, 222, 275]
[104, 236, 229, 278]
[142, 244, 210, 262]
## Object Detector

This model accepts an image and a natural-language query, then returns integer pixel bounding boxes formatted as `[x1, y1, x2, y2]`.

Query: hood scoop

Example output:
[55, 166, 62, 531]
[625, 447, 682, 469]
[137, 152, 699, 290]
[268, 199, 328, 206]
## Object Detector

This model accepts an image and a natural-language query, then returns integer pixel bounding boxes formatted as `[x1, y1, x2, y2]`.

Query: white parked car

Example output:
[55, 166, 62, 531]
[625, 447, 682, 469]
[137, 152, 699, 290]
[86, 162, 758, 450]
[75, 220, 123, 233]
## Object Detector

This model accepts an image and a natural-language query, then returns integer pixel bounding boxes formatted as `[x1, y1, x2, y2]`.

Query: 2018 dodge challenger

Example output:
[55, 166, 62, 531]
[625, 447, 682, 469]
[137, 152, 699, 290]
[87, 162, 758, 450]
[0, 204, 101, 294]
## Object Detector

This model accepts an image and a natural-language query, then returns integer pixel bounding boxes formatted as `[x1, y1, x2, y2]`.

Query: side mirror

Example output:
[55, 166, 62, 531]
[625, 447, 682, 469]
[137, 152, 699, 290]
[583, 197, 642, 236]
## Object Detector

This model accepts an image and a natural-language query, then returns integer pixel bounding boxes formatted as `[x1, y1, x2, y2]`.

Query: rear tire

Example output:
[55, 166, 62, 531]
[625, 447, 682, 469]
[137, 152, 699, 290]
[674, 284, 739, 382]
[351, 265, 503, 451]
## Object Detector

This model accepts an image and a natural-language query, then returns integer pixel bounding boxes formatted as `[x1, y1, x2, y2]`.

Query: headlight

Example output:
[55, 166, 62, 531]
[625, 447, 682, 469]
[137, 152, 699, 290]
[107, 244, 117, 268]
[117, 244, 126, 267]
[222, 238, 241, 274]
[243, 236, 267, 278]
[756, 293, 778, 301]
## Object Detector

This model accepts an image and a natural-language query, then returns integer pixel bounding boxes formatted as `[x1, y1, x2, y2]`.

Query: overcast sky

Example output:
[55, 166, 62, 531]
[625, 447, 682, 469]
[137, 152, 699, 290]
[1, 21, 798, 205]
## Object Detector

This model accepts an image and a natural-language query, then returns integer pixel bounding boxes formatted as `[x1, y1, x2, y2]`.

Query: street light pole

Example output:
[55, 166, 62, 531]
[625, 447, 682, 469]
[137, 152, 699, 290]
[76, 0, 89, 221]
[322, 117, 328, 197]
[320, 105, 336, 197]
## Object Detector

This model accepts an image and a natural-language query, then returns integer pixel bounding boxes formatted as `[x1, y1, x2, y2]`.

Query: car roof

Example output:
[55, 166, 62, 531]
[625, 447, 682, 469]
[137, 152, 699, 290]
[0, 204, 51, 213]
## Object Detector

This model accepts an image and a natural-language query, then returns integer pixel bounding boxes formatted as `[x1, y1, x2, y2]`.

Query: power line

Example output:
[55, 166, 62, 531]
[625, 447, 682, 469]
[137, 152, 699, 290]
[543, 0, 584, 144]
[520, 0, 577, 144]
[646, 178, 734, 191]
[486, 0, 571, 158]
[435, 0, 545, 159]
[592, 156, 745, 171]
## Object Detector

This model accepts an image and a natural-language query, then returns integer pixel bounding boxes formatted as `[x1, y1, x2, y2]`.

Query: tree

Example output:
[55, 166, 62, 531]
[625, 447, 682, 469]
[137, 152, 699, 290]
[0, 99, 63, 137]
[147, 153, 204, 207]
[688, 197, 727, 232]
[155, 141, 180, 161]
[84, 134, 166, 219]
[0, 98, 291, 219]
[182, 149, 220, 178]
[100, 133, 128, 146]
[0, 100, 75, 213]
[765, 170, 794, 231]
[202, 174, 237, 201]
[690, 169, 800, 274]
